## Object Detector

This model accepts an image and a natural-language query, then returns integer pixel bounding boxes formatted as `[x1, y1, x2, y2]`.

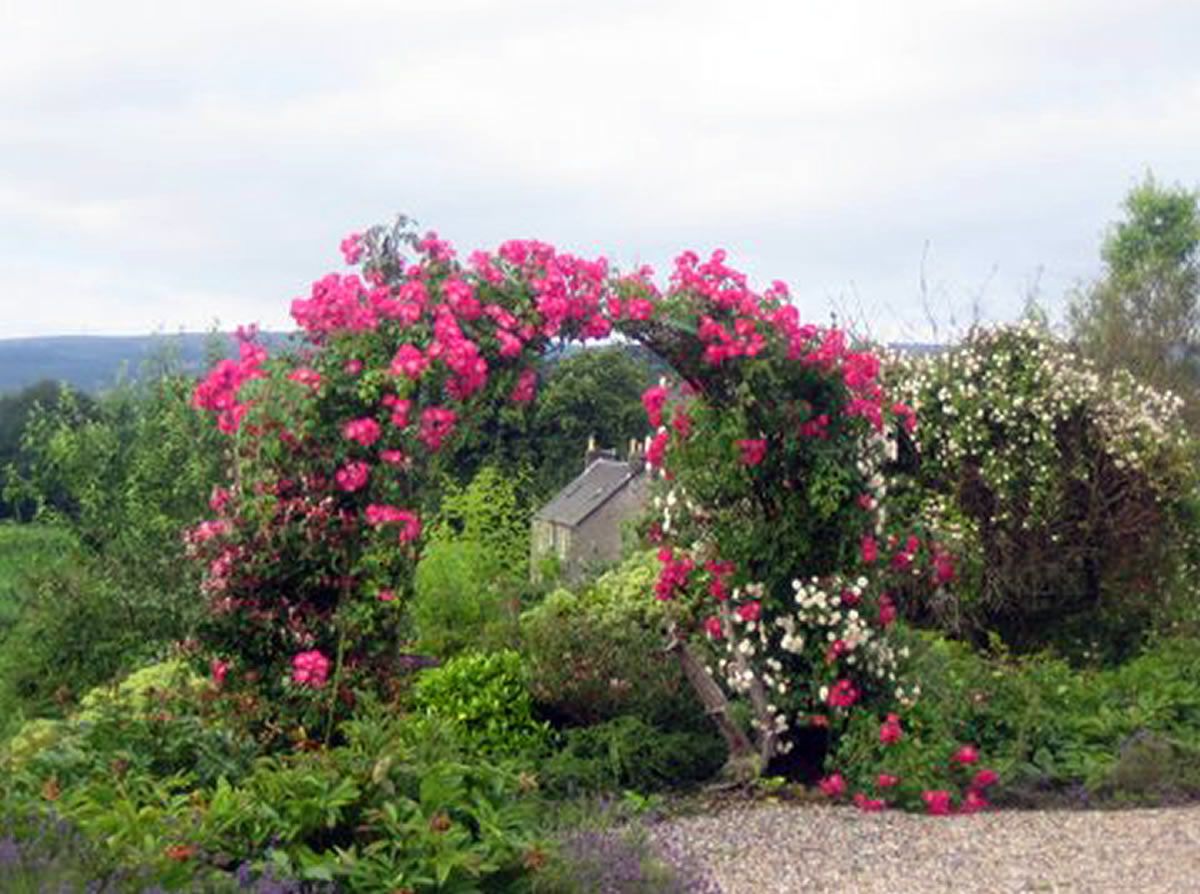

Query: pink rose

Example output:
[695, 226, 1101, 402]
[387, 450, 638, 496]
[342, 417, 381, 447]
[736, 438, 767, 466]
[952, 744, 980, 766]
[879, 713, 903, 745]
[818, 773, 846, 798]
[291, 650, 330, 688]
[922, 790, 953, 816]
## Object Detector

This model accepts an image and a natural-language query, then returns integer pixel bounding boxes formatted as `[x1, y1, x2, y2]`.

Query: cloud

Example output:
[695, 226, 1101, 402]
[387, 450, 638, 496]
[1, 0, 1198, 339]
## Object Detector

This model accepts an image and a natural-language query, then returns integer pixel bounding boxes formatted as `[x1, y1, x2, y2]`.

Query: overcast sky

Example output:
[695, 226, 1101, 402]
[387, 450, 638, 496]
[2, 0, 1197, 342]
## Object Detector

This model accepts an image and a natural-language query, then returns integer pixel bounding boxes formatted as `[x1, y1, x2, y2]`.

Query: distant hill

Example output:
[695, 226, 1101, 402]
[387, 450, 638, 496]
[0, 333, 293, 395]
[0, 333, 949, 396]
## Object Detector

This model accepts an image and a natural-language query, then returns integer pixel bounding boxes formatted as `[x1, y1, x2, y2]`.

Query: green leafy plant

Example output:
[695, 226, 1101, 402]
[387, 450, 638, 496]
[412, 650, 551, 760]
[521, 551, 705, 731]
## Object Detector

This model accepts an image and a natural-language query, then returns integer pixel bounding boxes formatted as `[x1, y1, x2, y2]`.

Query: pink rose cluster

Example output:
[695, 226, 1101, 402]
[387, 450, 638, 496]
[291, 650, 330, 688]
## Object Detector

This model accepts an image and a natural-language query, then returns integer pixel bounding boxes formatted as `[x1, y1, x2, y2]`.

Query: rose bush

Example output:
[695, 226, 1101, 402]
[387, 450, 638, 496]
[884, 323, 1200, 658]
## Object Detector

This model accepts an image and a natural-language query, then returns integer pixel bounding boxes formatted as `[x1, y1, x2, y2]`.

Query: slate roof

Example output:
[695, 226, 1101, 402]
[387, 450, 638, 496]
[535, 458, 642, 528]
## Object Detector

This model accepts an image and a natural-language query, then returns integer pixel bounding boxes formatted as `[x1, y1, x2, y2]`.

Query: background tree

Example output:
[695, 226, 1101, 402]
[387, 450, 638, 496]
[0, 380, 94, 520]
[531, 345, 658, 494]
[1069, 174, 1200, 423]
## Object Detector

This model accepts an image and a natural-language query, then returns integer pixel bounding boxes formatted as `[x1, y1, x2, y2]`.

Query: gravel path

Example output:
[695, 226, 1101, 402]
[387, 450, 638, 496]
[653, 803, 1200, 893]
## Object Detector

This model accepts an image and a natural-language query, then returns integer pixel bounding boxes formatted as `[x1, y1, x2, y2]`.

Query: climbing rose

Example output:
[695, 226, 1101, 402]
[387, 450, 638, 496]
[704, 616, 724, 639]
[291, 650, 330, 688]
[342, 417, 381, 447]
[646, 430, 670, 467]
[876, 774, 900, 788]
[972, 768, 999, 789]
[853, 793, 886, 812]
[877, 592, 897, 627]
[736, 601, 761, 623]
[364, 504, 422, 543]
[922, 790, 953, 816]
[641, 385, 670, 427]
[510, 368, 537, 403]
[379, 449, 407, 466]
[418, 407, 457, 452]
[818, 773, 846, 798]
[960, 789, 989, 813]
[335, 461, 370, 492]
[952, 745, 980, 766]
[287, 367, 321, 390]
[736, 438, 767, 466]
[827, 679, 860, 708]
[879, 713, 903, 745]
[390, 344, 429, 380]
[339, 232, 364, 265]
[861, 535, 879, 564]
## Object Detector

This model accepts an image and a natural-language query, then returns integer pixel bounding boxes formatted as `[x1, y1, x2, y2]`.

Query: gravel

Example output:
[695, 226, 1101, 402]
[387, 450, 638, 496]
[652, 803, 1200, 893]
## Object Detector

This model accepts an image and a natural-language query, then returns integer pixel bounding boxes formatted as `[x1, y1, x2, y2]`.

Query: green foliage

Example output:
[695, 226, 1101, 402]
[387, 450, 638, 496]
[539, 716, 725, 797]
[412, 466, 533, 657]
[530, 346, 656, 495]
[412, 650, 552, 760]
[831, 632, 1200, 808]
[521, 552, 703, 730]
[0, 524, 72, 636]
[0, 380, 88, 520]
[4, 661, 256, 791]
[0, 368, 225, 724]
[14, 372, 223, 576]
[2, 683, 550, 891]
[888, 324, 1200, 656]
[0, 554, 190, 727]
[1070, 174, 1200, 423]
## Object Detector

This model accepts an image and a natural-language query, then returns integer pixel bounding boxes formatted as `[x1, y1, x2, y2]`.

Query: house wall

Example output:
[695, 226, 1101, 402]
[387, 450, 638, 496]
[566, 472, 649, 578]
[530, 519, 572, 581]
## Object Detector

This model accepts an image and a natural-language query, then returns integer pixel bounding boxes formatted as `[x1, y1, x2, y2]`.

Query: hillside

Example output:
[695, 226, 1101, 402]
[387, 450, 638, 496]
[0, 333, 291, 394]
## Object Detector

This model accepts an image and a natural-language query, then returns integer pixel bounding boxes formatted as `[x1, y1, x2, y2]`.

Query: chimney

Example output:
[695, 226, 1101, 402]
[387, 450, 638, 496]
[584, 435, 614, 469]
[628, 437, 646, 474]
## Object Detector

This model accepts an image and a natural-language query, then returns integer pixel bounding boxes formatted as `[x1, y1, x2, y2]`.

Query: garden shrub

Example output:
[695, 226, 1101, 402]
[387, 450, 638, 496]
[3, 660, 257, 791]
[410, 466, 533, 657]
[411, 649, 551, 759]
[411, 539, 514, 657]
[2, 697, 551, 891]
[14, 372, 223, 592]
[0, 559, 186, 724]
[886, 323, 1200, 658]
[1, 367, 225, 726]
[539, 716, 726, 798]
[829, 632, 1200, 810]
[521, 551, 705, 730]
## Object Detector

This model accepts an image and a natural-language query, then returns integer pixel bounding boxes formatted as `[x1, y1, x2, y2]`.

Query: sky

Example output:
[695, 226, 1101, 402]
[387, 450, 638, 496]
[1, 0, 1197, 342]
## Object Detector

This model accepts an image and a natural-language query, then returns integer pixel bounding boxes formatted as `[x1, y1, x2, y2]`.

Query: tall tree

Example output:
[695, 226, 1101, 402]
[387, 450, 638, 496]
[1069, 174, 1200, 420]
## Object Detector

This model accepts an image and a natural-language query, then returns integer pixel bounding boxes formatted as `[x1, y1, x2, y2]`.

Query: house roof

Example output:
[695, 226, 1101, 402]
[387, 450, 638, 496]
[535, 458, 643, 528]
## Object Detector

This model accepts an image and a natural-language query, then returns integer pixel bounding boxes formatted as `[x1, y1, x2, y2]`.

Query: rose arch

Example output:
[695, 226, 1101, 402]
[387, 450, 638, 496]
[190, 218, 959, 796]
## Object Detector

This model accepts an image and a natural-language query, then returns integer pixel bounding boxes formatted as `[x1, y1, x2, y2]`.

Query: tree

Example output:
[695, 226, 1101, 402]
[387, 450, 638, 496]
[0, 380, 94, 520]
[531, 345, 657, 494]
[1069, 174, 1200, 421]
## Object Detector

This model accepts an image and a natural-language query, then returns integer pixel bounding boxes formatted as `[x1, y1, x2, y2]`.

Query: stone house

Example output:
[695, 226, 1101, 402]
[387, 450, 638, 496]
[531, 444, 650, 582]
